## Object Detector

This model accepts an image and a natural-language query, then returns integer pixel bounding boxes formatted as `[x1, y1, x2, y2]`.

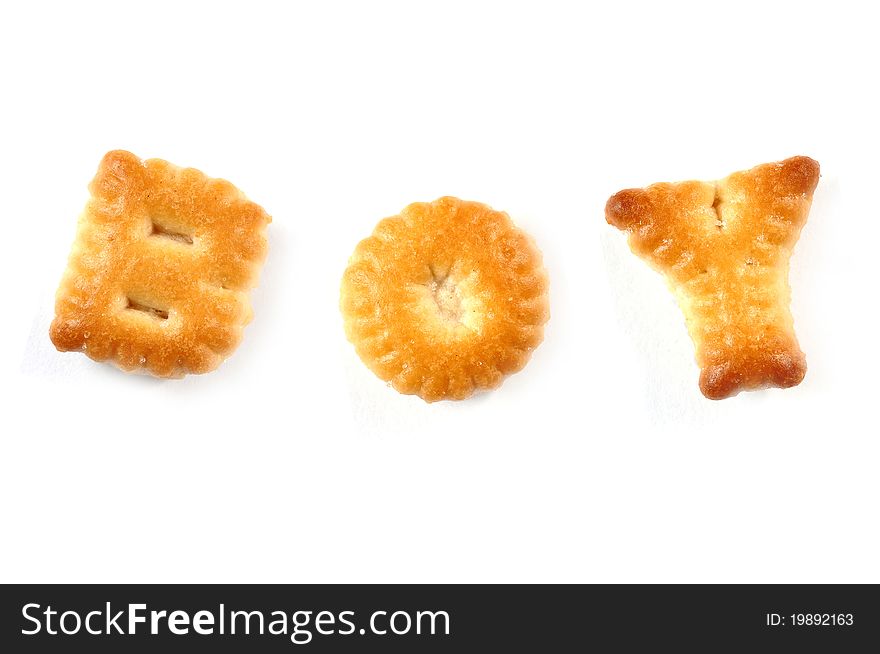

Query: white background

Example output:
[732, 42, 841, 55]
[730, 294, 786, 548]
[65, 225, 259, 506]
[1, 1, 878, 583]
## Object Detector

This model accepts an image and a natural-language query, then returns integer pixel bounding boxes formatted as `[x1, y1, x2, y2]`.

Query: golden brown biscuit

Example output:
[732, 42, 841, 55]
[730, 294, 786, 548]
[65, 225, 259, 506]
[606, 156, 819, 399]
[341, 197, 549, 402]
[50, 150, 270, 377]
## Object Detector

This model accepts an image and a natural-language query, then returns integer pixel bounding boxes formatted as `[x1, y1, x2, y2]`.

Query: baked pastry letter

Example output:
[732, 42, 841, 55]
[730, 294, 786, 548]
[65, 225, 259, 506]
[50, 151, 270, 377]
[341, 197, 549, 402]
[606, 156, 819, 399]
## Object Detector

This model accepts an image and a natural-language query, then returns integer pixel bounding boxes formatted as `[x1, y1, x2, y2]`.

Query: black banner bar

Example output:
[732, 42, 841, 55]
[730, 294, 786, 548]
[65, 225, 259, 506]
[1, 584, 877, 651]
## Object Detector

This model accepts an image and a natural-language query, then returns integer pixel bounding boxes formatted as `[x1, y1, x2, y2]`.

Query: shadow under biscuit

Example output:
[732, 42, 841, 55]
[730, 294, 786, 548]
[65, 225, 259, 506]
[600, 230, 705, 421]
